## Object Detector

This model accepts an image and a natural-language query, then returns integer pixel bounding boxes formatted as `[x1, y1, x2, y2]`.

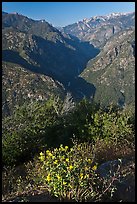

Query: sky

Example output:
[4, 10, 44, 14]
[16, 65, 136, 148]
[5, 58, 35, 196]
[2, 2, 135, 27]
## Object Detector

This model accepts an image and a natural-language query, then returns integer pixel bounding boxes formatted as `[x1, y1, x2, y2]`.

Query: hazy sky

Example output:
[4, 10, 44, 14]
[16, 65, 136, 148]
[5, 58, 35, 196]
[2, 2, 135, 27]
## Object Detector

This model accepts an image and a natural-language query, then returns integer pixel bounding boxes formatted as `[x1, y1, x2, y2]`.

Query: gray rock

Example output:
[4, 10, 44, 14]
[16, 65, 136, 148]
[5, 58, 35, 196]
[96, 158, 135, 202]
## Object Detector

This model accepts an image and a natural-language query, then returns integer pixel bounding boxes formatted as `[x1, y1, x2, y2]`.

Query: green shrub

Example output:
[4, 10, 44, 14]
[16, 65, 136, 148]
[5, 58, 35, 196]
[2, 97, 134, 167]
[26, 142, 128, 202]
[76, 104, 134, 144]
[2, 97, 63, 166]
[27, 142, 100, 202]
[61, 99, 100, 142]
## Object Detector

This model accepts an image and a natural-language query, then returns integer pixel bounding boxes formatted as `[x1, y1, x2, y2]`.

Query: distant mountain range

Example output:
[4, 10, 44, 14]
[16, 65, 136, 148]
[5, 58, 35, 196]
[59, 12, 135, 108]
[61, 12, 135, 48]
[2, 11, 135, 117]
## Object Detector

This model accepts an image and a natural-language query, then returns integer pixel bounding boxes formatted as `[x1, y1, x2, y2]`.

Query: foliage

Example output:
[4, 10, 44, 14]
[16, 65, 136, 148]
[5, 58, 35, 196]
[26, 143, 99, 202]
[2, 139, 135, 202]
[63, 100, 134, 146]
[2, 97, 63, 166]
[2, 98, 134, 167]
[26, 142, 130, 202]
[2, 97, 135, 201]
[84, 105, 134, 144]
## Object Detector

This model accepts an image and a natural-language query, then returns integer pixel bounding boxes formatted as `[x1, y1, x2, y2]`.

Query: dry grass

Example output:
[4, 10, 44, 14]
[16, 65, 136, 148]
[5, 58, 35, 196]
[93, 138, 135, 164]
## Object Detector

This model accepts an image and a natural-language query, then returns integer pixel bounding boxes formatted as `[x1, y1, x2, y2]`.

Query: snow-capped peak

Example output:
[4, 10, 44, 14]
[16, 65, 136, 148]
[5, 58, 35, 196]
[83, 18, 90, 23]
[105, 12, 134, 19]
[76, 12, 134, 26]
[82, 12, 128, 24]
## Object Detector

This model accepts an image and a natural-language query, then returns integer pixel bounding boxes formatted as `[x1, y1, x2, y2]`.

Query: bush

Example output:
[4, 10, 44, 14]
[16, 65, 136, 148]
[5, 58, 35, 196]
[2, 97, 134, 167]
[2, 97, 135, 201]
[27, 142, 100, 202]
[26, 142, 129, 202]
[2, 97, 63, 166]
[84, 106, 134, 144]
[62, 101, 134, 146]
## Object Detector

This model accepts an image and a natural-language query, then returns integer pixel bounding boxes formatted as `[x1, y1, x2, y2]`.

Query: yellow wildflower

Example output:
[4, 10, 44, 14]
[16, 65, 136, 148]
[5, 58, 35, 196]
[39, 152, 45, 161]
[66, 158, 69, 162]
[48, 152, 53, 157]
[80, 173, 83, 179]
[57, 175, 61, 180]
[54, 160, 58, 164]
[69, 165, 73, 170]
[46, 174, 51, 182]
[63, 181, 67, 185]
[87, 158, 92, 163]
[65, 146, 68, 150]
[92, 165, 97, 171]
[59, 144, 64, 151]
[84, 174, 89, 179]
[40, 152, 44, 156]
[54, 148, 58, 152]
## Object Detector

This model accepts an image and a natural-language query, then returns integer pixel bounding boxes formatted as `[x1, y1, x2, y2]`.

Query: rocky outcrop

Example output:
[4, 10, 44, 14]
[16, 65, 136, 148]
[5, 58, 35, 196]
[97, 158, 135, 202]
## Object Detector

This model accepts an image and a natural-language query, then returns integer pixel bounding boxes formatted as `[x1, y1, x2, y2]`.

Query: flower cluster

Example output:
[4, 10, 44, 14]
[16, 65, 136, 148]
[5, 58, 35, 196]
[37, 143, 98, 201]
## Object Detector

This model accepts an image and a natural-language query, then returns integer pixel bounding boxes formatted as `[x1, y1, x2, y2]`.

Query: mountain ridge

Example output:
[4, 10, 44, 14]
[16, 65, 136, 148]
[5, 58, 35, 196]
[2, 11, 135, 117]
[81, 28, 135, 108]
[2, 11, 99, 117]
[61, 12, 135, 48]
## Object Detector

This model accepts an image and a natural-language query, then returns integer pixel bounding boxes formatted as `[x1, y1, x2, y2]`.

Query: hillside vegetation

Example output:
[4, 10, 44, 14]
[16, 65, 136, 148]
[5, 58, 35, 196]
[81, 28, 135, 108]
[2, 98, 135, 202]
